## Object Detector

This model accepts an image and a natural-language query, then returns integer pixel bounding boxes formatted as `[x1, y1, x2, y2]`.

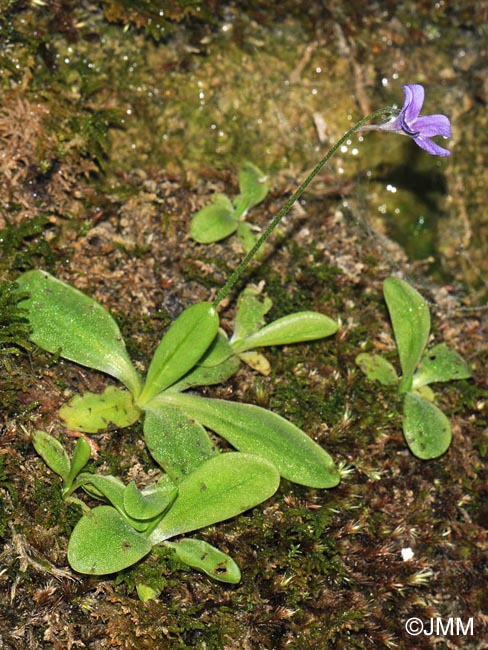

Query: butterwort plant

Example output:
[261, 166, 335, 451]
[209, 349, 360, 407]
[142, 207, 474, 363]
[16, 270, 339, 581]
[356, 278, 471, 459]
[32, 428, 276, 591]
[190, 161, 269, 251]
[17, 271, 339, 486]
[18, 83, 456, 585]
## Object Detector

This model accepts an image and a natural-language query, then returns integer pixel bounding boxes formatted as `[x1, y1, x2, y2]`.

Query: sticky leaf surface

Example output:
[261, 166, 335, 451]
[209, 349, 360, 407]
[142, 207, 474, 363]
[412, 343, 472, 388]
[160, 393, 340, 488]
[123, 479, 177, 520]
[383, 277, 430, 389]
[169, 332, 239, 392]
[65, 437, 92, 489]
[355, 353, 399, 386]
[60, 386, 141, 433]
[233, 162, 269, 217]
[231, 286, 272, 344]
[15, 270, 141, 396]
[32, 430, 70, 480]
[144, 403, 218, 481]
[234, 311, 338, 352]
[68, 506, 152, 575]
[149, 452, 280, 544]
[190, 194, 237, 243]
[165, 538, 241, 583]
[139, 301, 219, 404]
[403, 392, 452, 459]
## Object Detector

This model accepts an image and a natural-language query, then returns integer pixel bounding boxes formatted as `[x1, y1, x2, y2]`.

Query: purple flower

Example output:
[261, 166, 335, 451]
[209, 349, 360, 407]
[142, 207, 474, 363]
[361, 84, 452, 157]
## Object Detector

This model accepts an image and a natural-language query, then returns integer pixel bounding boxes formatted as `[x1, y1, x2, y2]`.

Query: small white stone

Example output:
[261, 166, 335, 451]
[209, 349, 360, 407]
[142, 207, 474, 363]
[401, 547, 414, 561]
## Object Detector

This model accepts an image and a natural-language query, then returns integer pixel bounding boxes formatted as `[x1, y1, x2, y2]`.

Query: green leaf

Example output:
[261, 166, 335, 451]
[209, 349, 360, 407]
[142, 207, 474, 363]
[136, 583, 160, 602]
[15, 270, 141, 396]
[197, 330, 236, 368]
[123, 479, 177, 520]
[231, 286, 272, 344]
[79, 474, 126, 507]
[149, 452, 280, 544]
[383, 277, 430, 391]
[144, 403, 218, 481]
[165, 538, 241, 584]
[157, 393, 340, 488]
[168, 332, 240, 392]
[64, 437, 92, 491]
[138, 302, 219, 405]
[32, 430, 70, 481]
[238, 349, 271, 375]
[170, 354, 240, 392]
[59, 386, 142, 433]
[402, 392, 452, 459]
[415, 385, 435, 401]
[77, 474, 149, 531]
[190, 194, 237, 243]
[236, 221, 258, 253]
[355, 353, 399, 386]
[233, 311, 338, 353]
[412, 343, 472, 389]
[67, 506, 152, 575]
[233, 162, 269, 218]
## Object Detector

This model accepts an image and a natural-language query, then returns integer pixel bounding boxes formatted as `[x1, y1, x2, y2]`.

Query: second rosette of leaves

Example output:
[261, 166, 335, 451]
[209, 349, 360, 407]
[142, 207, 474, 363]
[356, 278, 471, 459]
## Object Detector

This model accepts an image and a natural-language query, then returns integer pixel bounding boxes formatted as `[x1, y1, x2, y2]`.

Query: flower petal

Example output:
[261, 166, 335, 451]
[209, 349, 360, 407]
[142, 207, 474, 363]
[402, 84, 424, 123]
[412, 114, 451, 138]
[413, 135, 451, 157]
[358, 84, 452, 157]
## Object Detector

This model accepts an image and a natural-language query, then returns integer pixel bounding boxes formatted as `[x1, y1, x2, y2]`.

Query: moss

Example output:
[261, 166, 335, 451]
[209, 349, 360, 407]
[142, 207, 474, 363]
[98, 444, 130, 478]
[0, 456, 18, 538]
[32, 477, 67, 529]
[115, 544, 181, 595]
[0, 216, 55, 272]
[182, 255, 234, 291]
[65, 109, 121, 168]
[115, 309, 173, 364]
[269, 365, 345, 430]
[0, 281, 32, 359]
[100, 0, 216, 41]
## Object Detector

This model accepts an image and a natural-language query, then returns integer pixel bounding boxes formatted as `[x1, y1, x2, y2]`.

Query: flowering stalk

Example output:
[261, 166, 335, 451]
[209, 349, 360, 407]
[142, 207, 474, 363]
[213, 84, 452, 307]
[213, 106, 394, 307]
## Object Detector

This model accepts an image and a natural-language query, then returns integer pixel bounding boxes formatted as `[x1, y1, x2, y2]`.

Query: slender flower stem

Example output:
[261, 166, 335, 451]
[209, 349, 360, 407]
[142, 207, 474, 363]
[213, 106, 395, 307]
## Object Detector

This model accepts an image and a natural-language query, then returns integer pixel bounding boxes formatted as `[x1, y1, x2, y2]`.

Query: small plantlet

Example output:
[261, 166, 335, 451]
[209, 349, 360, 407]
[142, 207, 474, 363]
[190, 161, 269, 250]
[32, 429, 276, 582]
[356, 277, 471, 459]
